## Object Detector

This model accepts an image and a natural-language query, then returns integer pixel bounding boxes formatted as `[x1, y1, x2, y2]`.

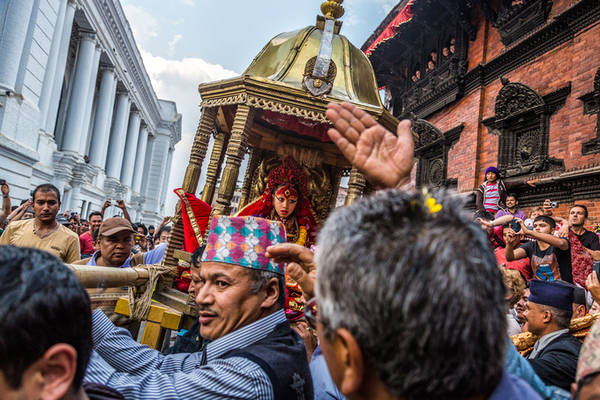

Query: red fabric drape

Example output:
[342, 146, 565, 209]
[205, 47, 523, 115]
[364, 0, 416, 57]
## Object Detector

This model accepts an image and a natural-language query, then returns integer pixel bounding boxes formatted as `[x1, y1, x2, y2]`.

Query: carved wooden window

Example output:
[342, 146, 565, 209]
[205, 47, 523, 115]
[482, 78, 569, 178]
[493, 0, 553, 45]
[413, 120, 463, 188]
[579, 68, 600, 155]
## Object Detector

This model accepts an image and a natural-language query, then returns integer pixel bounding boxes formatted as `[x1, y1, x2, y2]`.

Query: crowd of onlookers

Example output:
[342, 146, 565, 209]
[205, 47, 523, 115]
[0, 181, 173, 263]
[2, 102, 600, 400]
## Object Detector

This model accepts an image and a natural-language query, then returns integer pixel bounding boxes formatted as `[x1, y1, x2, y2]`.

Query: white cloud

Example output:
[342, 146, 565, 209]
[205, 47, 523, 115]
[377, 0, 397, 14]
[122, 5, 158, 47]
[180, 0, 195, 6]
[139, 50, 238, 215]
[167, 34, 183, 56]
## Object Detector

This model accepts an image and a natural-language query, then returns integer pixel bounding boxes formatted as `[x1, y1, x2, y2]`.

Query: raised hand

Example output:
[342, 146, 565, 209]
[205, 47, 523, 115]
[326, 102, 414, 189]
[116, 200, 126, 209]
[266, 243, 316, 299]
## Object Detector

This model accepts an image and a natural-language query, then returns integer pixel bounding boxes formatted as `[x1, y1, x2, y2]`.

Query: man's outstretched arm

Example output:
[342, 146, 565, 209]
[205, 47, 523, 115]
[326, 102, 414, 189]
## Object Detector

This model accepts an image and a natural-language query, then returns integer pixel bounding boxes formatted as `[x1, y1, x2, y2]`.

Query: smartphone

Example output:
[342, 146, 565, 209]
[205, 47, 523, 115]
[509, 219, 521, 233]
[0, 179, 5, 186]
[594, 261, 600, 279]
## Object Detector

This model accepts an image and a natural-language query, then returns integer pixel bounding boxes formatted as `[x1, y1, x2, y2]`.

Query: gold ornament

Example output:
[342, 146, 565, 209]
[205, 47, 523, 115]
[320, 0, 344, 20]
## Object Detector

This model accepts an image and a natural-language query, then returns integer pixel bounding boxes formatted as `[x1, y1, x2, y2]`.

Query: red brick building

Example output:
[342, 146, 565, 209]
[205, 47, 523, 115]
[363, 0, 600, 225]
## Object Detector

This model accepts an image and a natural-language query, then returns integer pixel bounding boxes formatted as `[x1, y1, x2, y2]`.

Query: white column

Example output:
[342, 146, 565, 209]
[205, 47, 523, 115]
[78, 44, 102, 156]
[44, 0, 76, 134]
[143, 133, 169, 213]
[61, 32, 97, 153]
[131, 125, 148, 193]
[140, 134, 155, 197]
[120, 111, 142, 187]
[38, 0, 67, 122]
[0, 0, 35, 91]
[88, 66, 117, 169]
[105, 91, 131, 179]
[159, 146, 174, 207]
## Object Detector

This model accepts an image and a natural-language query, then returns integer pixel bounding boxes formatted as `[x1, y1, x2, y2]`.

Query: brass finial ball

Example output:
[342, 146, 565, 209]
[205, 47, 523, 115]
[321, 0, 344, 20]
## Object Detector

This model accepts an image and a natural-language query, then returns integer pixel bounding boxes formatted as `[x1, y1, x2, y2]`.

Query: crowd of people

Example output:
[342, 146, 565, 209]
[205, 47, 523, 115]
[0, 182, 173, 263]
[1, 101, 600, 399]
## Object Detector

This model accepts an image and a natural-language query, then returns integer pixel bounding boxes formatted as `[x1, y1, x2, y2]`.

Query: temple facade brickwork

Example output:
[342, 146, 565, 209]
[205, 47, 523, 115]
[364, 0, 600, 222]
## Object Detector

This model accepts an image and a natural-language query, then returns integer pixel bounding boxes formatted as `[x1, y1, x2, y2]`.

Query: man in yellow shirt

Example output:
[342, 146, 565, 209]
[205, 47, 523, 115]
[0, 184, 79, 263]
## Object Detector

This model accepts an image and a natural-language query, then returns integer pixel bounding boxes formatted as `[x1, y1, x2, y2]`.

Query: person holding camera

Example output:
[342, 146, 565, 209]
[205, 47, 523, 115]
[505, 215, 572, 283]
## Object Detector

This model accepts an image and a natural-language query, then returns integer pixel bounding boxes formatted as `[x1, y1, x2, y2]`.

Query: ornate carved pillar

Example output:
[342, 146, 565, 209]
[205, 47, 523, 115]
[329, 167, 343, 209]
[344, 167, 366, 205]
[201, 130, 228, 204]
[182, 107, 218, 193]
[213, 105, 254, 215]
[238, 147, 261, 210]
[162, 106, 218, 282]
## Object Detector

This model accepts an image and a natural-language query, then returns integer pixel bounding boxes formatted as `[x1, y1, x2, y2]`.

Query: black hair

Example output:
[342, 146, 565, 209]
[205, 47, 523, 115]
[534, 215, 556, 230]
[473, 209, 494, 222]
[148, 225, 155, 230]
[88, 211, 102, 220]
[156, 225, 172, 239]
[136, 223, 148, 235]
[32, 183, 61, 203]
[571, 204, 589, 218]
[190, 245, 206, 267]
[506, 193, 518, 201]
[0, 246, 91, 389]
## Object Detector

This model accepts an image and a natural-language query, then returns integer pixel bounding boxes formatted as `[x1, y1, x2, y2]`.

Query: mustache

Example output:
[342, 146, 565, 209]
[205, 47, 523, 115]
[196, 306, 218, 315]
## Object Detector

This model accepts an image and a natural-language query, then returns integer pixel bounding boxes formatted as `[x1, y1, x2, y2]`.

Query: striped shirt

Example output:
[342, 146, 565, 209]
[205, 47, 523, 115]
[85, 309, 288, 399]
[484, 182, 500, 213]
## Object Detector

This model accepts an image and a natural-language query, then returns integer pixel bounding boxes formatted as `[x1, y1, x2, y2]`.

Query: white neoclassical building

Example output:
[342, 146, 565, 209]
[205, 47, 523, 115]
[0, 0, 181, 226]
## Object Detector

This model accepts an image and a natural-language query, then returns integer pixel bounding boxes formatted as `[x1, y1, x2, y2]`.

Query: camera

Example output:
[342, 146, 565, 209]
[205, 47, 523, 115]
[550, 201, 558, 208]
[509, 219, 521, 233]
[0, 179, 5, 186]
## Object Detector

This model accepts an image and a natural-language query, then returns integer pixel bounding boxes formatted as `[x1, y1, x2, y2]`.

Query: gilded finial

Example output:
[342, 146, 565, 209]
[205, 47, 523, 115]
[321, 0, 344, 20]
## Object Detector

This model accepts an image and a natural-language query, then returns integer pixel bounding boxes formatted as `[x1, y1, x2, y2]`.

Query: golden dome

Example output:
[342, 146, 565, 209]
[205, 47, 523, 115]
[243, 25, 383, 108]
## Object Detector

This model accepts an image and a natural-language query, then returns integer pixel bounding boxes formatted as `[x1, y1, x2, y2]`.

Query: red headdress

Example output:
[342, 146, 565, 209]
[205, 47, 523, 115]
[237, 156, 317, 235]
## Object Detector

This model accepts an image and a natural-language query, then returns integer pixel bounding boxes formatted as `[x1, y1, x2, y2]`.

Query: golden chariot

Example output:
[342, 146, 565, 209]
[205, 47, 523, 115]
[69, 0, 399, 348]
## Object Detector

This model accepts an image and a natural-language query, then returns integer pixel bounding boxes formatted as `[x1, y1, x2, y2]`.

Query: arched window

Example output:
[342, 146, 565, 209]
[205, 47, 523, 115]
[482, 77, 569, 178]
[413, 119, 463, 188]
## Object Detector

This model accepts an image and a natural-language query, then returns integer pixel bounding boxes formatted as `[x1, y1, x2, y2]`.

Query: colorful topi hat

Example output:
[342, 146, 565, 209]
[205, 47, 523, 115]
[201, 215, 286, 275]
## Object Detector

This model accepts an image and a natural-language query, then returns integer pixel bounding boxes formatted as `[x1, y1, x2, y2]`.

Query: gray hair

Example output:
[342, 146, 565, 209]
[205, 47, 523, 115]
[247, 269, 286, 308]
[315, 189, 506, 399]
[538, 304, 572, 329]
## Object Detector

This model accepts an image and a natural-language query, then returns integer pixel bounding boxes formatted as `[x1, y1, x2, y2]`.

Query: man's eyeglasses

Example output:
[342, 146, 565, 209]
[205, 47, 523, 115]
[303, 297, 318, 327]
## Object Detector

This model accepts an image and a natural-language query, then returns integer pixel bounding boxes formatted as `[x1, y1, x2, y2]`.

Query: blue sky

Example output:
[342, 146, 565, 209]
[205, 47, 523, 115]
[120, 0, 395, 214]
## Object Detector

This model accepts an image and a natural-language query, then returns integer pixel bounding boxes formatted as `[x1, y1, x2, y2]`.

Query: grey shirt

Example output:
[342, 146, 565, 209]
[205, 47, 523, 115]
[528, 328, 569, 359]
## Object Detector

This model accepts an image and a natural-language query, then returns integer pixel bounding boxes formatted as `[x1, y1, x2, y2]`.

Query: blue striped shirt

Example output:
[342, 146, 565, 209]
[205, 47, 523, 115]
[85, 309, 288, 399]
